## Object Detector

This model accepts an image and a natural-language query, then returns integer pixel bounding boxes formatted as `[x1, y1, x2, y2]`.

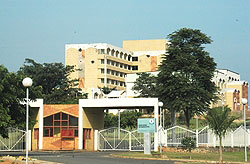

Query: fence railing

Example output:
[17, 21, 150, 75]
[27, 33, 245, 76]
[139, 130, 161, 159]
[161, 125, 250, 148]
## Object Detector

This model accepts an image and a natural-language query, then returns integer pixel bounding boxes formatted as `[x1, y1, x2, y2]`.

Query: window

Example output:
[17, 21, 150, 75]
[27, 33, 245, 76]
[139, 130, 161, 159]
[120, 64, 123, 68]
[101, 78, 104, 83]
[98, 49, 105, 54]
[101, 69, 104, 74]
[44, 115, 52, 126]
[107, 69, 110, 74]
[43, 112, 78, 137]
[44, 128, 53, 137]
[128, 55, 131, 61]
[132, 57, 138, 61]
[128, 65, 131, 70]
[132, 66, 138, 70]
[101, 59, 104, 64]
[116, 62, 119, 67]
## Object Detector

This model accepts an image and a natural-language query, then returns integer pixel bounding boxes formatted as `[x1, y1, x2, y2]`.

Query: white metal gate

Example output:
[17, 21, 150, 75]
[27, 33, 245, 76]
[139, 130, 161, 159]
[98, 127, 154, 151]
[0, 128, 26, 151]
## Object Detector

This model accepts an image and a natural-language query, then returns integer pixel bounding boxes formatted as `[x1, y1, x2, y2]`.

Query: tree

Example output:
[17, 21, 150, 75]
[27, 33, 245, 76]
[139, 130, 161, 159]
[0, 65, 42, 137]
[19, 58, 86, 104]
[104, 110, 142, 129]
[120, 110, 142, 129]
[132, 72, 157, 97]
[205, 106, 238, 163]
[99, 86, 116, 95]
[157, 28, 217, 128]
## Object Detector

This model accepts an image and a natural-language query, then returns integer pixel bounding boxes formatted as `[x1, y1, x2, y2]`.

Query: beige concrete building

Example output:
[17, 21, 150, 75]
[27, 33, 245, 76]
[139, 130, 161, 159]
[65, 40, 248, 111]
[65, 39, 168, 97]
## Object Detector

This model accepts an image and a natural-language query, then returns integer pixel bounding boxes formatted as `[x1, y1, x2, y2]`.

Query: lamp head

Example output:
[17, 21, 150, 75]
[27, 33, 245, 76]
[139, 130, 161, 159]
[242, 98, 248, 105]
[22, 77, 33, 87]
[158, 102, 163, 107]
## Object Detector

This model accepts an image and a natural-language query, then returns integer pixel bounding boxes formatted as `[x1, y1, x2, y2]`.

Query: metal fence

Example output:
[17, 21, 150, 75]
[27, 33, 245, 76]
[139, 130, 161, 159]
[0, 127, 26, 151]
[161, 125, 250, 148]
[97, 127, 154, 151]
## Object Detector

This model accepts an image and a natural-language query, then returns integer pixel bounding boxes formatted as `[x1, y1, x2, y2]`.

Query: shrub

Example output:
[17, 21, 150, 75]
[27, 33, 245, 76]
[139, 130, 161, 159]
[181, 137, 196, 152]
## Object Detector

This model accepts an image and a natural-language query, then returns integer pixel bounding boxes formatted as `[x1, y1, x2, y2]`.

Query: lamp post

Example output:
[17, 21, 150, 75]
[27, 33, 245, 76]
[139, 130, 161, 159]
[118, 109, 121, 139]
[22, 77, 33, 164]
[158, 102, 163, 153]
[242, 98, 248, 162]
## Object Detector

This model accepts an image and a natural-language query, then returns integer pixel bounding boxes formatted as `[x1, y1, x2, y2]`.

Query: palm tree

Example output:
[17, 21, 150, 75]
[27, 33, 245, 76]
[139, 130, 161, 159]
[205, 106, 238, 164]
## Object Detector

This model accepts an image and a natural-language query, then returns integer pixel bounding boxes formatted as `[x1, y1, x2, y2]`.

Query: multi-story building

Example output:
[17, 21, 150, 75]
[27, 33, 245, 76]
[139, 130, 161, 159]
[65, 39, 168, 97]
[212, 69, 248, 111]
[65, 39, 248, 112]
[65, 43, 134, 94]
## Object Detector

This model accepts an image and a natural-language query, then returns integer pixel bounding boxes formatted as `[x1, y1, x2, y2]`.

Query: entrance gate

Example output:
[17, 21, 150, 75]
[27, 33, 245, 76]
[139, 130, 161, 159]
[98, 127, 154, 151]
[0, 128, 26, 151]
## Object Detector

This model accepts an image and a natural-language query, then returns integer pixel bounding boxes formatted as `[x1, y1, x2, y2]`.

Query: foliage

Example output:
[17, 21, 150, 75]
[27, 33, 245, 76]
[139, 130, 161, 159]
[0, 65, 42, 137]
[120, 110, 142, 129]
[104, 113, 117, 128]
[205, 106, 239, 163]
[99, 86, 116, 95]
[104, 110, 142, 129]
[181, 137, 196, 152]
[19, 58, 87, 104]
[157, 28, 218, 128]
[132, 72, 157, 97]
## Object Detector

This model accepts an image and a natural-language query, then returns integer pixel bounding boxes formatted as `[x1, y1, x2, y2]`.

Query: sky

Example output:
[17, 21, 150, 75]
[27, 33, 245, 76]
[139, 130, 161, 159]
[1, 0, 250, 83]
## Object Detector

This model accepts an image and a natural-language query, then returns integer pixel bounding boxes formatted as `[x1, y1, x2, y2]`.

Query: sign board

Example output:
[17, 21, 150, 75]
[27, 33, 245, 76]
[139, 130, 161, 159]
[138, 118, 156, 133]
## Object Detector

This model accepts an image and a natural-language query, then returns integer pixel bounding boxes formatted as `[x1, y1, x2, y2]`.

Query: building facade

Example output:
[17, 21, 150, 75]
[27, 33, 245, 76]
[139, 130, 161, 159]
[65, 39, 168, 97]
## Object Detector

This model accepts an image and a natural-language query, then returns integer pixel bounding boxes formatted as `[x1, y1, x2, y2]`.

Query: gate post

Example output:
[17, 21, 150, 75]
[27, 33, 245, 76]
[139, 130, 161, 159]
[28, 130, 32, 151]
[129, 132, 131, 151]
[94, 130, 99, 151]
[196, 129, 198, 147]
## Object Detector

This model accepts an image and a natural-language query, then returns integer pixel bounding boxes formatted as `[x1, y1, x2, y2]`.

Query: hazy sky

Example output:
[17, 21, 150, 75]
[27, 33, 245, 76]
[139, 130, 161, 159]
[1, 0, 250, 83]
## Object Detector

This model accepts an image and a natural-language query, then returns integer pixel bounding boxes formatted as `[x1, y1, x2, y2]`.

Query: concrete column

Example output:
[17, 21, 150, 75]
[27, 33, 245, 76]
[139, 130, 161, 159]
[154, 102, 159, 152]
[78, 101, 83, 149]
[38, 99, 43, 150]
[94, 130, 99, 151]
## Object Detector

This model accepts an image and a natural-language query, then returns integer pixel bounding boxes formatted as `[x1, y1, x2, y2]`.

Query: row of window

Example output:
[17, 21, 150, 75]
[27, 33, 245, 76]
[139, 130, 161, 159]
[98, 49, 133, 61]
[100, 78, 126, 87]
[100, 69, 126, 78]
[100, 59, 138, 71]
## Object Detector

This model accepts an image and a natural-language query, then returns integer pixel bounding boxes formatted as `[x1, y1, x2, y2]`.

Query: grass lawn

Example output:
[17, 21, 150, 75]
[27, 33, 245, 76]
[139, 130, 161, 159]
[117, 151, 250, 163]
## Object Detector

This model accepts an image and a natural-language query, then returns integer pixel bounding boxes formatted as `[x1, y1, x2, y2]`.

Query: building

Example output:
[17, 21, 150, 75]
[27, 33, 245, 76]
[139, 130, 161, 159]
[65, 39, 168, 98]
[65, 39, 248, 111]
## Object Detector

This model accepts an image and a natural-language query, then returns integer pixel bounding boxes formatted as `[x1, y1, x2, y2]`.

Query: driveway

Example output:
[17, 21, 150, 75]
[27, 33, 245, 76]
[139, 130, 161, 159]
[0, 151, 175, 164]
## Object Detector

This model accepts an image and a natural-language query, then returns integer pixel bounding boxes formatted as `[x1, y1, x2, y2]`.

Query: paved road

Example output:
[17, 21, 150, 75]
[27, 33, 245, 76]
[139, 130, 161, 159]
[0, 151, 175, 164]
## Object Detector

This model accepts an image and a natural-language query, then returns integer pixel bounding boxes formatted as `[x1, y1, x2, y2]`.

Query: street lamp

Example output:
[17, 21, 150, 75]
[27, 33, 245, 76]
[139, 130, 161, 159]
[158, 102, 163, 153]
[118, 109, 121, 139]
[22, 77, 33, 164]
[242, 98, 248, 162]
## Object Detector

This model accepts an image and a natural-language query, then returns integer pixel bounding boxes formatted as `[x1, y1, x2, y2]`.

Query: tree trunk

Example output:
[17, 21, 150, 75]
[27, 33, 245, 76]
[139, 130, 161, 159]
[184, 110, 191, 137]
[219, 136, 223, 164]
[171, 110, 176, 146]
[171, 110, 176, 126]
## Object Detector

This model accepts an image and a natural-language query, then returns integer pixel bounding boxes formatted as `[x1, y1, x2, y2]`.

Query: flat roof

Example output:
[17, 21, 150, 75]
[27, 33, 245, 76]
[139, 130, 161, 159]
[79, 98, 159, 109]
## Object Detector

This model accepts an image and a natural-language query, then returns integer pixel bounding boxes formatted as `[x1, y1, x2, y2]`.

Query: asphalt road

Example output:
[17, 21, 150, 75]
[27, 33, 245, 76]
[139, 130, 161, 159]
[0, 151, 175, 164]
